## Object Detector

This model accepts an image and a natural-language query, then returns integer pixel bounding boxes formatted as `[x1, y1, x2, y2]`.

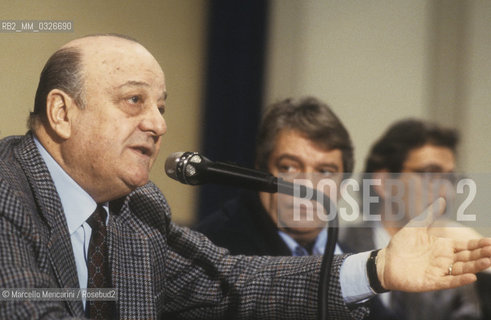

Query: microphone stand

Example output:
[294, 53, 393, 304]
[277, 179, 338, 320]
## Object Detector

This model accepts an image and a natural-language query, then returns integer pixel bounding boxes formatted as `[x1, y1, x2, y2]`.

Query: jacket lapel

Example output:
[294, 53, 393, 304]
[15, 133, 84, 317]
[109, 197, 156, 319]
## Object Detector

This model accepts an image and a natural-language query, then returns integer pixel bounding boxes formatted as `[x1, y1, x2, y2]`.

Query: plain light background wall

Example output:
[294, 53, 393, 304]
[1, 1, 490, 226]
[0, 0, 208, 225]
[460, 0, 491, 174]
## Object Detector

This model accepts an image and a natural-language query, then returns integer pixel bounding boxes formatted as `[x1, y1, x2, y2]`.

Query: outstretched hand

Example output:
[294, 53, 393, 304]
[376, 197, 491, 292]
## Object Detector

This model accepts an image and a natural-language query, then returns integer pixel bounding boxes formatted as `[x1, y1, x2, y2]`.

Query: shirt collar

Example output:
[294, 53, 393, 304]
[34, 137, 97, 235]
[278, 228, 327, 256]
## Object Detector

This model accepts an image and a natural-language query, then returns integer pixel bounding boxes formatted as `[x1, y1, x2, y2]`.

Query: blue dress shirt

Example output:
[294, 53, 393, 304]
[35, 138, 109, 309]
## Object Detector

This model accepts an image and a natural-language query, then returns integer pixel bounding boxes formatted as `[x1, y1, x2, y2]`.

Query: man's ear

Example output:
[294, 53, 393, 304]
[45, 89, 77, 140]
[372, 170, 389, 200]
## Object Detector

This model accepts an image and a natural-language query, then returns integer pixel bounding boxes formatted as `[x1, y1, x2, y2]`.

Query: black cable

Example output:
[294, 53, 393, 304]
[317, 200, 338, 320]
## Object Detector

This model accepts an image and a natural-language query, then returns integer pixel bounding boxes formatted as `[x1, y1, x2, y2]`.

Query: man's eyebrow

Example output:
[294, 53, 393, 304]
[275, 154, 340, 170]
[407, 164, 449, 173]
[116, 81, 167, 101]
[276, 154, 301, 163]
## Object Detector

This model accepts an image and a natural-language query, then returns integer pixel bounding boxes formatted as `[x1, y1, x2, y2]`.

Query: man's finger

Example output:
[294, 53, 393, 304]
[441, 274, 478, 290]
[454, 238, 491, 252]
[454, 246, 491, 262]
[450, 258, 491, 276]
[404, 197, 446, 228]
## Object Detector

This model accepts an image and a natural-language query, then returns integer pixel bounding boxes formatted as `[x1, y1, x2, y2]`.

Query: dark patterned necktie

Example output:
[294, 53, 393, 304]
[86, 205, 115, 319]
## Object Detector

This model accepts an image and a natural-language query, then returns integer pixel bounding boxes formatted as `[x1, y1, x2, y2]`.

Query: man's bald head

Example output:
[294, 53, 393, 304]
[30, 34, 167, 202]
[29, 34, 141, 131]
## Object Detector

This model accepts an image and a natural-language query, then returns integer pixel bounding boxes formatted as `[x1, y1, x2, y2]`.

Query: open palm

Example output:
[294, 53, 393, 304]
[377, 198, 491, 292]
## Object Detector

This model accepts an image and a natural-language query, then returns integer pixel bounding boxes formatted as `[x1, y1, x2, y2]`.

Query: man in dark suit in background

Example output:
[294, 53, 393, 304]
[196, 97, 398, 317]
[197, 97, 350, 257]
[1, 34, 490, 319]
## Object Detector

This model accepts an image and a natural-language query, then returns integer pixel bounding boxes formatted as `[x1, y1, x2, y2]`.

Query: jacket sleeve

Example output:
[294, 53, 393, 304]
[161, 212, 369, 319]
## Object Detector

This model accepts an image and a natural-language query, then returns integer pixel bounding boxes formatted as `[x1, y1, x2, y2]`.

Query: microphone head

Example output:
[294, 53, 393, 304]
[165, 151, 281, 193]
[165, 151, 208, 185]
[164, 151, 183, 181]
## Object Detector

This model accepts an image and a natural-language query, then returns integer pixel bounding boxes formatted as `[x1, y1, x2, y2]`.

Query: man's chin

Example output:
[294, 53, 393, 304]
[124, 174, 150, 190]
[279, 225, 326, 234]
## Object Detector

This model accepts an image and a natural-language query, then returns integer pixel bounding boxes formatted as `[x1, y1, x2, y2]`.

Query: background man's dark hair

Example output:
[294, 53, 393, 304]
[362, 118, 459, 216]
[255, 96, 354, 173]
[364, 118, 459, 173]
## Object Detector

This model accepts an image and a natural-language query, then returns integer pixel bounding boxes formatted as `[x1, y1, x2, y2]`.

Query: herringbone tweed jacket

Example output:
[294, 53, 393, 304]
[0, 133, 368, 319]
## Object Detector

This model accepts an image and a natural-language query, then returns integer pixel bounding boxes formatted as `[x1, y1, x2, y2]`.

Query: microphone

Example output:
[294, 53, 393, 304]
[165, 151, 282, 193]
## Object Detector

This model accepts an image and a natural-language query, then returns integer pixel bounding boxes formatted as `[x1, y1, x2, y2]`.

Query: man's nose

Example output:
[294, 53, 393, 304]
[140, 106, 167, 137]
